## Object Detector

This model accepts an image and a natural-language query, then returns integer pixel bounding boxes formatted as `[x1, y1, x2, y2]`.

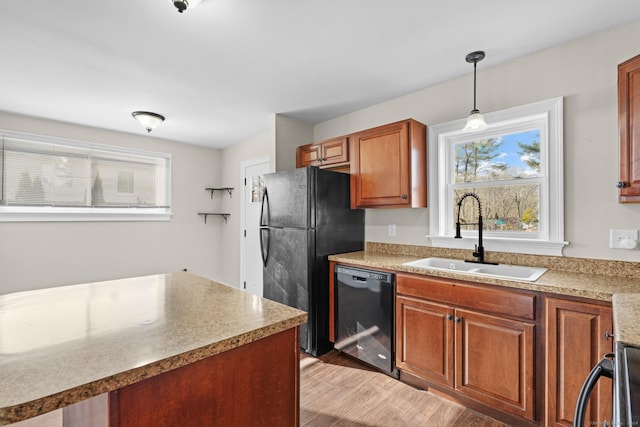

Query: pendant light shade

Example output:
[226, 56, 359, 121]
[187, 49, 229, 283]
[463, 111, 488, 132]
[462, 51, 488, 133]
[132, 111, 165, 133]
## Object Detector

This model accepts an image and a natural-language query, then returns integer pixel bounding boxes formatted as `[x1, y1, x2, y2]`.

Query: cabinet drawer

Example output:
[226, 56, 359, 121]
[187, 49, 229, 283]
[397, 273, 536, 321]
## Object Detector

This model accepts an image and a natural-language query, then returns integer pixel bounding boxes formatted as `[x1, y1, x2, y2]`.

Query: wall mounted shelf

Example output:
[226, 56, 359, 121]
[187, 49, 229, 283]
[198, 212, 230, 224]
[205, 187, 234, 199]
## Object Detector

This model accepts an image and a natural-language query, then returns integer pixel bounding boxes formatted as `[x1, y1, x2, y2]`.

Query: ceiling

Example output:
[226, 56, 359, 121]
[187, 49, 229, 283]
[1, 1, 640, 149]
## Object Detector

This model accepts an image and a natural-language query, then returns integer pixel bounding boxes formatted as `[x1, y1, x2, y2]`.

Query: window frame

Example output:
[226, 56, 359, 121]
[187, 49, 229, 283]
[0, 130, 172, 222]
[428, 97, 566, 256]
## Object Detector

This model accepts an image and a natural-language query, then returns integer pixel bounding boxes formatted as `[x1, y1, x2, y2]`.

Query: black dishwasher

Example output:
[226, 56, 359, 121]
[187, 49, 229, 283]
[334, 265, 398, 377]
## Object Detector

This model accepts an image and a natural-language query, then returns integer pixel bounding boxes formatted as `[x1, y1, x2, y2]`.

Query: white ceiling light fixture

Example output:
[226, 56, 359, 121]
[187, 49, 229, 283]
[132, 111, 165, 133]
[462, 51, 489, 133]
[170, 0, 203, 13]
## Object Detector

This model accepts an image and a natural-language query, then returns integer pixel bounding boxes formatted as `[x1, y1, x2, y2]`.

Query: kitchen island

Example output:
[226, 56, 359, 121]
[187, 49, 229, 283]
[0, 272, 307, 426]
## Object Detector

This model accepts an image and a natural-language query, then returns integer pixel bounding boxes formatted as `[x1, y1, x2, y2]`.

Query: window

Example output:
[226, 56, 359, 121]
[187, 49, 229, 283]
[428, 97, 566, 256]
[0, 130, 171, 221]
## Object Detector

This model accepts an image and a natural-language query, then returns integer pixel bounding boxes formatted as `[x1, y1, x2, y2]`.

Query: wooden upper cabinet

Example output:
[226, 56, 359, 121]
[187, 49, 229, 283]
[545, 297, 613, 427]
[618, 53, 640, 202]
[296, 136, 349, 170]
[350, 119, 427, 208]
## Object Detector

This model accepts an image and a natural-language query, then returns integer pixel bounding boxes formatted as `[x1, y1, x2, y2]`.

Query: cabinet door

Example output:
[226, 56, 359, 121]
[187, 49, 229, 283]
[396, 295, 454, 387]
[619, 53, 640, 202]
[320, 137, 348, 166]
[350, 119, 426, 208]
[455, 308, 536, 421]
[545, 298, 613, 427]
[296, 137, 349, 169]
[296, 143, 322, 168]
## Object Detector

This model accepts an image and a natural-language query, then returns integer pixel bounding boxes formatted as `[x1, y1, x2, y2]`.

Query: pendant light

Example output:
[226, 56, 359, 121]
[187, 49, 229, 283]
[462, 51, 489, 133]
[132, 111, 165, 133]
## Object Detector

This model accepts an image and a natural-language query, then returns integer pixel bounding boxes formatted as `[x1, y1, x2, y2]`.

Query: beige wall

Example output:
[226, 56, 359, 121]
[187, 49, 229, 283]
[275, 114, 313, 171]
[218, 131, 273, 288]
[313, 20, 640, 262]
[0, 111, 223, 294]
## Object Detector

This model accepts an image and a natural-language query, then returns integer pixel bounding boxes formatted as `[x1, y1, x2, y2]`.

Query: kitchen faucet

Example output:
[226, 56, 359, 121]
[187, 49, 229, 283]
[454, 192, 497, 265]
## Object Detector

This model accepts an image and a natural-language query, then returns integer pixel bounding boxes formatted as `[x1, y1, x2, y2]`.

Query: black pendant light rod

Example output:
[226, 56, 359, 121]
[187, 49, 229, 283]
[466, 51, 485, 114]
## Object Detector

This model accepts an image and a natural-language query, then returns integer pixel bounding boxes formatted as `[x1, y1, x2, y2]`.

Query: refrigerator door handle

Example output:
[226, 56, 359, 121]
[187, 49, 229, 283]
[259, 227, 270, 267]
[573, 353, 614, 427]
[260, 188, 270, 227]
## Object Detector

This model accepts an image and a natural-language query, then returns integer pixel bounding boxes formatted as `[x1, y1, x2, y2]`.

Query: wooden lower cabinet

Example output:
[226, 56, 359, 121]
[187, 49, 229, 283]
[396, 296, 454, 387]
[395, 274, 536, 422]
[545, 297, 613, 427]
[456, 308, 535, 420]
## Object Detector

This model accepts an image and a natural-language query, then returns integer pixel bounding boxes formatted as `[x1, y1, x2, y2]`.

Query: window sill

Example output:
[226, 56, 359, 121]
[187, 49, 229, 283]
[428, 236, 568, 257]
[0, 208, 172, 222]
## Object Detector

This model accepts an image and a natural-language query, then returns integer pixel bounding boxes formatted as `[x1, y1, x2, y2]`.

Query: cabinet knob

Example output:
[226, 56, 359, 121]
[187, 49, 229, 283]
[401, 194, 408, 199]
[454, 317, 462, 323]
[617, 181, 627, 188]
[446, 314, 453, 321]
[605, 330, 615, 340]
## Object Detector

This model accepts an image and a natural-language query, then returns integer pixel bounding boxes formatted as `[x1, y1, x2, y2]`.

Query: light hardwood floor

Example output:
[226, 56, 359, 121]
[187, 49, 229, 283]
[300, 351, 510, 427]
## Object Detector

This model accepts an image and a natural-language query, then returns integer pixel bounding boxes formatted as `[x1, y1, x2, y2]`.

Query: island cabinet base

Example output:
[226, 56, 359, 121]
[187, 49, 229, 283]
[108, 328, 300, 427]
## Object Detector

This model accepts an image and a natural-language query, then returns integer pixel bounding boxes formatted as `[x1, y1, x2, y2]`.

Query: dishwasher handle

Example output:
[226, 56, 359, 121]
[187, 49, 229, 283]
[335, 266, 394, 284]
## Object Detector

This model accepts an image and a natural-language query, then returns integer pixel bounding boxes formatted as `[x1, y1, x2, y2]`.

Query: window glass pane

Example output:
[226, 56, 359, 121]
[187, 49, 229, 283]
[117, 171, 134, 194]
[454, 130, 541, 183]
[453, 184, 540, 233]
[0, 131, 171, 220]
[91, 153, 163, 207]
[4, 138, 90, 206]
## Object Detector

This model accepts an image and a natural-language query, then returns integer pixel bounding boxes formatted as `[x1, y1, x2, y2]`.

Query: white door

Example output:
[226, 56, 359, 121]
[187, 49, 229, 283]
[241, 158, 270, 296]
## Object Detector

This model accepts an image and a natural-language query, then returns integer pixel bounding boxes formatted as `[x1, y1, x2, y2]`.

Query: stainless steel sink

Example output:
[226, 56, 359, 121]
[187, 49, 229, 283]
[402, 257, 547, 282]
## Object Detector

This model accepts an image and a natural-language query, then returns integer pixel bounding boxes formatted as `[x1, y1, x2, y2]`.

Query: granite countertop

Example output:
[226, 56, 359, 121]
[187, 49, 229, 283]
[330, 244, 640, 348]
[0, 272, 307, 425]
[329, 251, 640, 301]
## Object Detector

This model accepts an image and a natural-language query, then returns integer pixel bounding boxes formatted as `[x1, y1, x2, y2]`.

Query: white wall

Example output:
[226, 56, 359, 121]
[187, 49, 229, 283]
[313, 20, 640, 262]
[218, 131, 274, 288]
[0, 111, 223, 295]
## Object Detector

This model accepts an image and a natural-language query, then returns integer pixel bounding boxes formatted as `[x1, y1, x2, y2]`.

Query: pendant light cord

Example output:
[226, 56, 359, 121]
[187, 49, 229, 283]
[473, 61, 477, 112]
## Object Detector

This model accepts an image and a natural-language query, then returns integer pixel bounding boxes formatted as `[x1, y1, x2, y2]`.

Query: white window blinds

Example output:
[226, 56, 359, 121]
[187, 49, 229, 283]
[0, 131, 171, 221]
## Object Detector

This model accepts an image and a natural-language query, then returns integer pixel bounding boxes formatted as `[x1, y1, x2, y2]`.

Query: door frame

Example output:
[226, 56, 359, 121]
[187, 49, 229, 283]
[240, 156, 271, 293]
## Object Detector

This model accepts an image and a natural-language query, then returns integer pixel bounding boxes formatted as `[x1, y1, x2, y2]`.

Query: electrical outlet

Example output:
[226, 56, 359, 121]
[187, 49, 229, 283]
[610, 229, 639, 249]
[388, 224, 396, 237]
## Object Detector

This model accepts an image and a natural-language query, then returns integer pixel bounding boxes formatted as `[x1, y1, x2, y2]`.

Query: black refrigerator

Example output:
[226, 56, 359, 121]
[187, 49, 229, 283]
[260, 166, 364, 356]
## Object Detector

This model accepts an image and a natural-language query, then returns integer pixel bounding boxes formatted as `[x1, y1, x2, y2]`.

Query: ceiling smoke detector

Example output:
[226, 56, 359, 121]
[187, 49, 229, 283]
[170, 0, 202, 13]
